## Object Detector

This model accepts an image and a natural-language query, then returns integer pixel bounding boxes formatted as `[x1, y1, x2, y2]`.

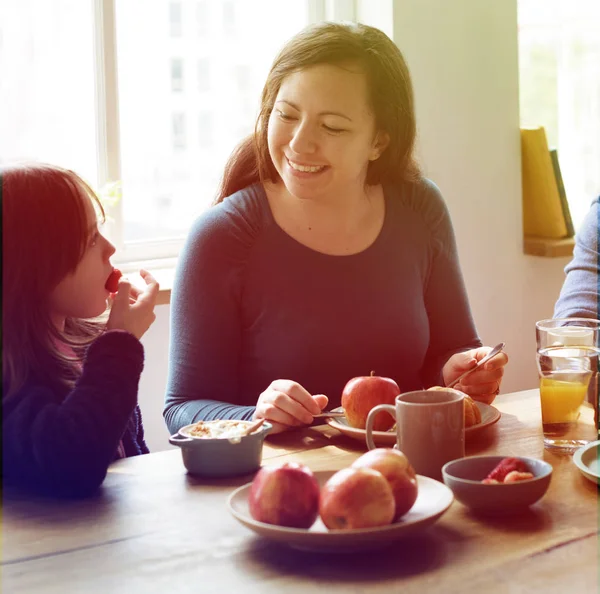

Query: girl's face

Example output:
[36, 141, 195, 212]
[49, 197, 116, 324]
[267, 63, 389, 201]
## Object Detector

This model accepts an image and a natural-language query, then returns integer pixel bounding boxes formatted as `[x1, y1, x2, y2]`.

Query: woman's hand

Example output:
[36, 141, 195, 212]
[107, 269, 159, 340]
[442, 346, 509, 405]
[254, 380, 329, 434]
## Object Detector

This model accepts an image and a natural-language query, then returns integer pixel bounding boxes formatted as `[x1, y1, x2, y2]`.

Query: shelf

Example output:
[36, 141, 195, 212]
[523, 235, 575, 258]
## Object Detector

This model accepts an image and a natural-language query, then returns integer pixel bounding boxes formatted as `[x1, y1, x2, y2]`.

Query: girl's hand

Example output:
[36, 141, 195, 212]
[442, 346, 509, 405]
[107, 269, 159, 340]
[254, 380, 329, 434]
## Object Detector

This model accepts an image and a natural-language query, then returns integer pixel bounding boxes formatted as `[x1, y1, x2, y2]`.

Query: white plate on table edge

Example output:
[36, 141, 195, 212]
[324, 402, 501, 446]
[227, 471, 454, 553]
[573, 440, 600, 485]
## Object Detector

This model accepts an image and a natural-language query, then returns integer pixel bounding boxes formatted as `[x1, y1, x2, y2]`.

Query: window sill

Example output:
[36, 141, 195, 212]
[523, 236, 575, 258]
[118, 263, 175, 306]
[151, 267, 175, 306]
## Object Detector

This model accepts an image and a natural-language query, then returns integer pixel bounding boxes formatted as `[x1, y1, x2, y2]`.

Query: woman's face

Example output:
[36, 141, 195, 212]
[267, 63, 389, 201]
[49, 197, 116, 324]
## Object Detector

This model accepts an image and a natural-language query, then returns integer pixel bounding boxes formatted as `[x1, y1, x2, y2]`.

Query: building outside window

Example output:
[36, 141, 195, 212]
[196, 1, 209, 37]
[169, 1, 182, 37]
[171, 58, 184, 92]
[198, 111, 213, 149]
[197, 58, 210, 92]
[172, 112, 186, 150]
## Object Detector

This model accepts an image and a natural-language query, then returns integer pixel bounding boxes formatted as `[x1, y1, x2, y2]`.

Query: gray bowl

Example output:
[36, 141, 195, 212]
[169, 421, 272, 477]
[442, 455, 553, 514]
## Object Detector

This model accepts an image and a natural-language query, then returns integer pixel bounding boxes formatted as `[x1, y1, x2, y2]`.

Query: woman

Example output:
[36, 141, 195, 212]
[164, 22, 507, 434]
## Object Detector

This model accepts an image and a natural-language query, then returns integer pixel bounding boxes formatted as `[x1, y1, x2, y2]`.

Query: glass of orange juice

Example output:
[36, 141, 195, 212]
[537, 345, 600, 451]
[536, 317, 600, 451]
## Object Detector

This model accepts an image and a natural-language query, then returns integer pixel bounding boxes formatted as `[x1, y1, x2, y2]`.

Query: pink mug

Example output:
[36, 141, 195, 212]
[366, 389, 465, 480]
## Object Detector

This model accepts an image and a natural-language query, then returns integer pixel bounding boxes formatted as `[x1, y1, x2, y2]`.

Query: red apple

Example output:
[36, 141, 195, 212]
[319, 467, 395, 530]
[341, 372, 400, 430]
[248, 462, 320, 529]
[351, 448, 418, 520]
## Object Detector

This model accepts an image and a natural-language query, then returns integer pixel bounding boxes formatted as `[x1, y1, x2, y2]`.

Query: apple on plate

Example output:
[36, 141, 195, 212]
[341, 371, 400, 430]
[319, 467, 395, 530]
[248, 462, 320, 529]
[351, 448, 418, 520]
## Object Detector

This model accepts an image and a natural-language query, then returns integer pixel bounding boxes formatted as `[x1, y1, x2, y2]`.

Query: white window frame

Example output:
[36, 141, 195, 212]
[92, 0, 357, 269]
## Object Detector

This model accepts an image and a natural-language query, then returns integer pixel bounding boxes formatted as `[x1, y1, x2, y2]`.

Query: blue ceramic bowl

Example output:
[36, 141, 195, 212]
[169, 420, 272, 477]
[442, 455, 552, 513]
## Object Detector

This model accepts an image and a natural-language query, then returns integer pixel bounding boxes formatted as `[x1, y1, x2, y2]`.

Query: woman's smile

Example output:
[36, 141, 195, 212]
[285, 157, 329, 180]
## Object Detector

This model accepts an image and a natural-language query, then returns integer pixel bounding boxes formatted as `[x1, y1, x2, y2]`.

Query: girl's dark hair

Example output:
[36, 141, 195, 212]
[215, 21, 420, 203]
[2, 162, 106, 399]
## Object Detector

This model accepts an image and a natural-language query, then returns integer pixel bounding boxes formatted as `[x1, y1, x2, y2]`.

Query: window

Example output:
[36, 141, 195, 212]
[171, 58, 184, 92]
[234, 64, 251, 92]
[196, 1, 209, 37]
[172, 113, 186, 150]
[518, 0, 600, 227]
[169, 2, 182, 37]
[197, 58, 210, 92]
[0, 0, 97, 184]
[1, 0, 351, 266]
[222, 1, 236, 35]
[113, 0, 316, 261]
[198, 111, 213, 148]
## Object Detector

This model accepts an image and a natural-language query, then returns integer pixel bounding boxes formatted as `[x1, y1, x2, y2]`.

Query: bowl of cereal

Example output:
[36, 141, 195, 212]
[169, 419, 272, 477]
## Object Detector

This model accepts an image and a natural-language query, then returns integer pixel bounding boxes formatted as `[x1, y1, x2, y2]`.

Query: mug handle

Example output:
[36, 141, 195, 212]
[365, 404, 397, 450]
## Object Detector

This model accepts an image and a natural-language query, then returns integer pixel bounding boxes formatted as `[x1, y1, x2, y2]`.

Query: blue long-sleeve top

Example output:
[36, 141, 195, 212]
[554, 196, 600, 319]
[164, 178, 482, 433]
[2, 330, 148, 498]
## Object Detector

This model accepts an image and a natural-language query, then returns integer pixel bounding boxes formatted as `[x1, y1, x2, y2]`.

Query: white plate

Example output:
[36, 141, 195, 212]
[324, 402, 501, 447]
[227, 471, 453, 552]
[573, 440, 600, 485]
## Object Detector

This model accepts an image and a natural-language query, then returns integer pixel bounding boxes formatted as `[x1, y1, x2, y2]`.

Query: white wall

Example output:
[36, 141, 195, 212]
[384, 0, 570, 395]
[139, 0, 572, 452]
[138, 305, 172, 451]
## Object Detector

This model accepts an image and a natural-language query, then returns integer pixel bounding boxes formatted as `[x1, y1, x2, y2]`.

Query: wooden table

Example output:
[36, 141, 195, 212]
[2, 390, 598, 593]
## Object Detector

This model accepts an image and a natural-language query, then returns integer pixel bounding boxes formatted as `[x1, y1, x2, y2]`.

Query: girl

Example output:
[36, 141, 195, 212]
[2, 162, 159, 497]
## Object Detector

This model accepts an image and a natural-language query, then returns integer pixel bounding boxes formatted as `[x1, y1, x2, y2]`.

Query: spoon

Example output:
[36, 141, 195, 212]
[313, 410, 346, 419]
[446, 342, 506, 389]
[242, 418, 266, 436]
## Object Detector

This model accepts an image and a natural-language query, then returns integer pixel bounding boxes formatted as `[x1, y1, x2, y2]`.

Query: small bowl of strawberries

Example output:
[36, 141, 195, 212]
[441, 455, 553, 514]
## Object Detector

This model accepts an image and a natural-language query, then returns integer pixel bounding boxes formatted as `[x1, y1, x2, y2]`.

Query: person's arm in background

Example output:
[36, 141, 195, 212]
[554, 197, 600, 319]
[163, 205, 255, 435]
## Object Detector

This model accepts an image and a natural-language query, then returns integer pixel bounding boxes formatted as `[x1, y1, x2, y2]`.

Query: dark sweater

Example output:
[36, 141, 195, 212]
[2, 330, 148, 498]
[164, 179, 482, 433]
[554, 196, 600, 319]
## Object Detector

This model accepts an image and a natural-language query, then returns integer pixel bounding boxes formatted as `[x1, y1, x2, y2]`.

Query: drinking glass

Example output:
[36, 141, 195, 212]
[536, 318, 600, 351]
[535, 318, 600, 451]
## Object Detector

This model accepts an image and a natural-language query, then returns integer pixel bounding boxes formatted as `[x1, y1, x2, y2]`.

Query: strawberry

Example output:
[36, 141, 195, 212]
[485, 457, 529, 483]
[105, 268, 122, 293]
[503, 471, 534, 483]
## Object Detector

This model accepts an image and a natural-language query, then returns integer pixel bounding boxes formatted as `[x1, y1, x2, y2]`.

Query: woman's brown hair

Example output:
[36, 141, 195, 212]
[215, 21, 420, 203]
[2, 162, 106, 399]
